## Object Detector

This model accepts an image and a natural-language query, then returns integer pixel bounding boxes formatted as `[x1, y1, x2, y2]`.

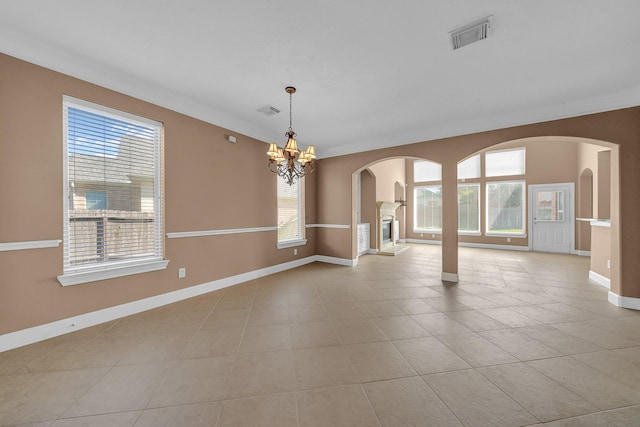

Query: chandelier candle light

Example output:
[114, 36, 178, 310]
[267, 86, 316, 185]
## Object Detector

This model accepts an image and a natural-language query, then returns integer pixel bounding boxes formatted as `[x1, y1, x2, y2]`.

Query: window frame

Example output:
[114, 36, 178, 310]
[58, 96, 168, 286]
[276, 176, 307, 249]
[485, 180, 527, 237]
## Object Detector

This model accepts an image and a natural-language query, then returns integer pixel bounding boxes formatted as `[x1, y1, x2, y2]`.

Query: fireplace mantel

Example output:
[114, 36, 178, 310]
[376, 201, 401, 218]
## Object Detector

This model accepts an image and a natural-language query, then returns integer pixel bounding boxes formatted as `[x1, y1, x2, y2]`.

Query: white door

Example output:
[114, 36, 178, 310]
[530, 184, 573, 253]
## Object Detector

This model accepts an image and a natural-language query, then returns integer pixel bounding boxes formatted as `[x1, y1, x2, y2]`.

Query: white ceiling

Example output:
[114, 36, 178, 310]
[2, 1, 640, 158]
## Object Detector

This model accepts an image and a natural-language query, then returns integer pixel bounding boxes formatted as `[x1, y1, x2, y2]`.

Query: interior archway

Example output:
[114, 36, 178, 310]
[454, 136, 619, 294]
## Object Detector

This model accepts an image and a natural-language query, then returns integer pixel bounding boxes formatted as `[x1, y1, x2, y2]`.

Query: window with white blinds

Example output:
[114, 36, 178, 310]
[277, 176, 303, 243]
[414, 185, 442, 232]
[62, 97, 164, 275]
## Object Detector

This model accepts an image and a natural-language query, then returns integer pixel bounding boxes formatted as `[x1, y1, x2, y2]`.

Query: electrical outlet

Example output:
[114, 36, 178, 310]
[294, 248, 298, 256]
[178, 267, 186, 278]
[432, 234, 435, 239]
[607, 260, 611, 269]
[507, 237, 511, 243]
[420, 234, 424, 238]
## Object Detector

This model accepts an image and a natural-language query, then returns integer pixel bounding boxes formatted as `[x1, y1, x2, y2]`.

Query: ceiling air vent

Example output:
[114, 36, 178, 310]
[450, 16, 493, 50]
[258, 105, 280, 117]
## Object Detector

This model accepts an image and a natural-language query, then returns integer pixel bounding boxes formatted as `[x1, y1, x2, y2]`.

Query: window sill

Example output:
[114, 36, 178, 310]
[484, 233, 528, 238]
[458, 232, 482, 236]
[277, 239, 308, 249]
[57, 259, 170, 286]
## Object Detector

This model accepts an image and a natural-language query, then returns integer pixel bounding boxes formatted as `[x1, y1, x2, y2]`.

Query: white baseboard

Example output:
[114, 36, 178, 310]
[404, 239, 530, 252]
[441, 272, 459, 283]
[316, 255, 358, 267]
[608, 291, 640, 311]
[1, 254, 357, 352]
[404, 239, 442, 245]
[458, 242, 530, 251]
[589, 270, 611, 289]
[574, 250, 591, 257]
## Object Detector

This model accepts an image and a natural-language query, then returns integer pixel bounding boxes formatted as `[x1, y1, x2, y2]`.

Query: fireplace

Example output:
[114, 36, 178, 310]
[382, 220, 392, 244]
[376, 201, 400, 254]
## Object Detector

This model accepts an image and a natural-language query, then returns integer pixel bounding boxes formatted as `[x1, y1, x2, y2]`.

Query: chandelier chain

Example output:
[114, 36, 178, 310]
[289, 90, 293, 131]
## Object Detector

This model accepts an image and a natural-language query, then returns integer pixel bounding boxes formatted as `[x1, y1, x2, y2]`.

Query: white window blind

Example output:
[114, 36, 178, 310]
[414, 186, 442, 231]
[457, 154, 481, 180]
[486, 181, 525, 234]
[458, 184, 480, 233]
[63, 98, 163, 274]
[485, 148, 526, 177]
[277, 176, 302, 242]
[414, 160, 442, 182]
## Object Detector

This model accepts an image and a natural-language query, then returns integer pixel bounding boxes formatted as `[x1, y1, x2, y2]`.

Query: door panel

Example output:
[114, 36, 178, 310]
[531, 185, 573, 253]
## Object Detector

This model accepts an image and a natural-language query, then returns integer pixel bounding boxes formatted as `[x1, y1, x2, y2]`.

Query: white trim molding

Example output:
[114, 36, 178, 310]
[574, 250, 591, 257]
[58, 259, 170, 286]
[404, 239, 442, 245]
[441, 272, 459, 283]
[403, 239, 531, 252]
[166, 226, 276, 239]
[1, 254, 359, 352]
[608, 291, 640, 311]
[0, 239, 62, 252]
[316, 255, 358, 266]
[589, 270, 611, 289]
[306, 224, 351, 229]
[459, 242, 530, 252]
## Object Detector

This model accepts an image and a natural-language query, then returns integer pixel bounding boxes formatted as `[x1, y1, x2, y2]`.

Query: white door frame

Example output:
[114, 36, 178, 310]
[528, 182, 575, 254]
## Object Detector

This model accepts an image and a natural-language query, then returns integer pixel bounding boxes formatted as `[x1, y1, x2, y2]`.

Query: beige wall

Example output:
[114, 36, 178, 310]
[590, 224, 611, 280]
[0, 54, 317, 334]
[360, 170, 377, 249]
[597, 151, 612, 219]
[576, 143, 612, 252]
[368, 159, 406, 202]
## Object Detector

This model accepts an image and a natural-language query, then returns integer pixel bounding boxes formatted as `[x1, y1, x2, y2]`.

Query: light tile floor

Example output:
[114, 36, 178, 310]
[2, 245, 640, 426]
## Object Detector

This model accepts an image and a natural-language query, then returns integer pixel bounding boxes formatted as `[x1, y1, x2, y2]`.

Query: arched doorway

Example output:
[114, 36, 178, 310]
[455, 136, 619, 294]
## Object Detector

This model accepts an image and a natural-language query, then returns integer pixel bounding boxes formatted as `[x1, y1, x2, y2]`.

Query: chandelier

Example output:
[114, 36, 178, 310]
[267, 86, 316, 185]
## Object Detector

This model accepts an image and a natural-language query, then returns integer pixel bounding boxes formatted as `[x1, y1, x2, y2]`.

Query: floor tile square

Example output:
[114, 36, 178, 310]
[424, 369, 537, 427]
[344, 341, 416, 382]
[296, 385, 380, 427]
[218, 393, 297, 427]
[333, 318, 387, 344]
[293, 346, 359, 390]
[372, 315, 430, 340]
[477, 362, 597, 422]
[226, 351, 295, 399]
[147, 356, 234, 407]
[393, 337, 471, 374]
[290, 321, 340, 349]
[363, 376, 462, 426]
[528, 356, 640, 410]
[435, 333, 519, 367]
